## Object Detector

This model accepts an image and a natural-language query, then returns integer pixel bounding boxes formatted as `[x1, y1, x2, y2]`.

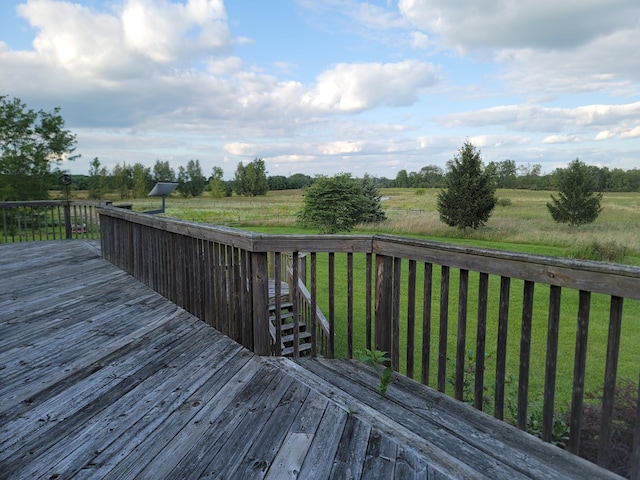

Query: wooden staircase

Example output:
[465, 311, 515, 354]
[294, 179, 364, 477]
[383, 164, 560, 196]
[268, 302, 312, 356]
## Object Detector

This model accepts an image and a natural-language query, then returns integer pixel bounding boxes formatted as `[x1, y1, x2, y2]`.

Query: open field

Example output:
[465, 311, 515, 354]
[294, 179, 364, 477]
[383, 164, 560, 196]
[82, 188, 640, 265]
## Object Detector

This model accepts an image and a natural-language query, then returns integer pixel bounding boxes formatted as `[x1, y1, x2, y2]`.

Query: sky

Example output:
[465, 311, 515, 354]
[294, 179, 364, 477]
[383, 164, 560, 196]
[1, 0, 639, 180]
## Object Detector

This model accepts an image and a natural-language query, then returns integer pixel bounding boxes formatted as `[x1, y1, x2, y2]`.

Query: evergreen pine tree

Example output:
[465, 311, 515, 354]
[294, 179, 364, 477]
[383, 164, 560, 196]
[437, 141, 497, 230]
[547, 158, 602, 226]
[361, 174, 387, 223]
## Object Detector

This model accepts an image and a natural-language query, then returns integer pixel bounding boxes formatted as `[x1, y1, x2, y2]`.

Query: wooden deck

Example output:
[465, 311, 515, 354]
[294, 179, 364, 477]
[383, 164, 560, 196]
[0, 241, 620, 479]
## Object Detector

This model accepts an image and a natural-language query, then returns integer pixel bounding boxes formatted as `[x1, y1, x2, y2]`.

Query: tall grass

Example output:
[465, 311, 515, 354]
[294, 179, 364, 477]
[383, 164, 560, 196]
[137, 188, 640, 264]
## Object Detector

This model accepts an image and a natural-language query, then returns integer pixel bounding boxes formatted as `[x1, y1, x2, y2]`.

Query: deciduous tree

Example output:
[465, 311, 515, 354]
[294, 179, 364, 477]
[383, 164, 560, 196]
[0, 96, 77, 200]
[153, 160, 176, 182]
[87, 157, 107, 199]
[233, 158, 268, 196]
[176, 159, 206, 197]
[209, 166, 227, 198]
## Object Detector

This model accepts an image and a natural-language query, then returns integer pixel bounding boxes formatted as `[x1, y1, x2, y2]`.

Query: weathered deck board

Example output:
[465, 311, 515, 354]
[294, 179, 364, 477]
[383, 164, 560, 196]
[0, 241, 621, 479]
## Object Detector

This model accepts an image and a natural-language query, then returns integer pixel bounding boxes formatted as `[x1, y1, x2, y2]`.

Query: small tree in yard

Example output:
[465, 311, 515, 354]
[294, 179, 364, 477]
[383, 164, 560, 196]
[297, 173, 369, 233]
[547, 158, 602, 227]
[437, 141, 497, 230]
[361, 174, 387, 223]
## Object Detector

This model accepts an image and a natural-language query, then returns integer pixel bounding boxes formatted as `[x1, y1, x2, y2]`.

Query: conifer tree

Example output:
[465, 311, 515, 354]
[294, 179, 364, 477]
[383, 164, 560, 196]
[547, 158, 602, 227]
[437, 141, 497, 230]
[361, 174, 387, 223]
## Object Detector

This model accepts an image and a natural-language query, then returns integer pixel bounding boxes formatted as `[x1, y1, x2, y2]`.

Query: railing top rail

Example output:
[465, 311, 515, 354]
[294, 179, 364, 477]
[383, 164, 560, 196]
[0, 200, 103, 207]
[98, 206, 640, 299]
[372, 234, 640, 299]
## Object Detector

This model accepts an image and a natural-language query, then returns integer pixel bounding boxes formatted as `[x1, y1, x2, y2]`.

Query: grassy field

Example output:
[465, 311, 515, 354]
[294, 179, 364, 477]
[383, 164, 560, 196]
[103, 187, 640, 264]
[76, 188, 640, 405]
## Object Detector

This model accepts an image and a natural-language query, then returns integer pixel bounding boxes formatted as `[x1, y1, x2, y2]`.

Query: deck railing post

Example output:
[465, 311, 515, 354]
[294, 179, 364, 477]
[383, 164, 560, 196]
[63, 201, 72, 239]
[375, 254, 393, 358]
[251, 251, 270, 355]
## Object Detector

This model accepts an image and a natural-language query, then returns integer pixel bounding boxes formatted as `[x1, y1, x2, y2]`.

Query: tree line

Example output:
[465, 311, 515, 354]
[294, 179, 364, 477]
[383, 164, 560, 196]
[2, 95, 638, 206]
[82, 157, 313, 200]
[389, 160, 640, 192]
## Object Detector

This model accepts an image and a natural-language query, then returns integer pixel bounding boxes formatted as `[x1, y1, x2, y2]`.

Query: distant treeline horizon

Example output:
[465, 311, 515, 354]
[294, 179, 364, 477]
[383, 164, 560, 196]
[60, 159, 640, 195]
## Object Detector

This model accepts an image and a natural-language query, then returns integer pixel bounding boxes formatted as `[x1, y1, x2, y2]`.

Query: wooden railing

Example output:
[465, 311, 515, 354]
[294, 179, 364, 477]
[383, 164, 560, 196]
[98, 206, 640, 474]
[0, 200, 102, 243]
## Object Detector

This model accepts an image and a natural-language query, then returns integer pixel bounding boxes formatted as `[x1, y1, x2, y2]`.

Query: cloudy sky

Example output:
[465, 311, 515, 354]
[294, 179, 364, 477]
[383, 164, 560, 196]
[1, 0, 639, 179]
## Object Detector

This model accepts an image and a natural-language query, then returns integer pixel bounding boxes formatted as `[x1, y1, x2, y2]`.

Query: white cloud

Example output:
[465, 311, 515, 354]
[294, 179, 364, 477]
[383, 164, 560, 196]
[438, 102, 640, 135]
[14, 0, 232, 81]
[542, 134, 580, 144]
[122, 0, 230, 63]
[398, 0, 639, 51]
[620, 126, 640, 139]
[302, 60, 440, 112]
[398, 0, 640, 96]
[321, 140, 364, 155]
[410, 31, 430, 50]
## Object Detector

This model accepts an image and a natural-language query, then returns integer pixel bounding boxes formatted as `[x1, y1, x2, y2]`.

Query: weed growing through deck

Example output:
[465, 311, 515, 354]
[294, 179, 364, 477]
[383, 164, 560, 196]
[359, 349, 393, 395]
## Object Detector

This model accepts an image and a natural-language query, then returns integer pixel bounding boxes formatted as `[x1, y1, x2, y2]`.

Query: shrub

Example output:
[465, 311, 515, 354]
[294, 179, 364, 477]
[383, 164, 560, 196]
[496, 197, 512, 207]
[568, 241, 627, 263]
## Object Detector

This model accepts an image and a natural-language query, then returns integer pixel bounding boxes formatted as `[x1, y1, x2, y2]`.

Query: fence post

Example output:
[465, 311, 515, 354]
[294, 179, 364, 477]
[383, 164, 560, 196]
[63, 201, 72, 239]
[251, 251, 270, 355]
[375, 254, 393, 356]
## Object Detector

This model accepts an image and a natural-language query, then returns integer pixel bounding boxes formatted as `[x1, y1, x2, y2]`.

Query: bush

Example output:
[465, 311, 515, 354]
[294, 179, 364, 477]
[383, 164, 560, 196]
[415, 188, 426, 196]
[568, 241, 627, 263]
[496, 197, 512, 207]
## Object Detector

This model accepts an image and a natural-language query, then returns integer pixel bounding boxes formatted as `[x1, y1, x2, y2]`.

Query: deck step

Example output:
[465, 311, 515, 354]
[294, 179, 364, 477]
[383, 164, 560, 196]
[281, 331, 311, 344]
[280, 321, 306, 332]
[268, 303, 311, 357]
[281, 343, 313, 356]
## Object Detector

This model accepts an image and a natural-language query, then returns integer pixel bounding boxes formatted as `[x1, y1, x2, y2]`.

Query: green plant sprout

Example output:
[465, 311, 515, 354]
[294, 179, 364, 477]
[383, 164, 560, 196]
[359, 349, 393, 395]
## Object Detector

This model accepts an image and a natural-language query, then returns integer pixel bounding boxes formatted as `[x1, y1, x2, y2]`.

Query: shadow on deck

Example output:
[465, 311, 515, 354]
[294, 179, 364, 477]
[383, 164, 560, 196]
[0, 241, 620, 479]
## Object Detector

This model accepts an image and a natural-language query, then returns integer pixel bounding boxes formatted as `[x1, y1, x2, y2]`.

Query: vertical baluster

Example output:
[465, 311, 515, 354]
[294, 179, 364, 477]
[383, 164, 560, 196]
[474, 272, 489, 411]
[495, 276, 511, 420]
[292, 251, 300, 357]
[328, 252, 335, 358]
[366, 252, 373, 351]
[392, 257, 401, 371]
[568, 291, 591, 453]
[598, 296, 624, 468]
[347, 252, 354, 359]
[375, 254, 393, 361]
[455, 269, 469, 401]
[251, 250, 270, 356]
[406, 259, 417, 379]
[438, 265, 450, 393]
[543, 285, 562, 442]
[273, 252, 282, 356]
[310, 252, 317, 357]
[517, 280, 535, 431]
[421, 262, 433, 386]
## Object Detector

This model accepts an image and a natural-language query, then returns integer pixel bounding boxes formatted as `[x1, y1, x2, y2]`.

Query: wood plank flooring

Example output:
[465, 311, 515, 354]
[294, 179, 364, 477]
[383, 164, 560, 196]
[0, 241, 620, 479]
